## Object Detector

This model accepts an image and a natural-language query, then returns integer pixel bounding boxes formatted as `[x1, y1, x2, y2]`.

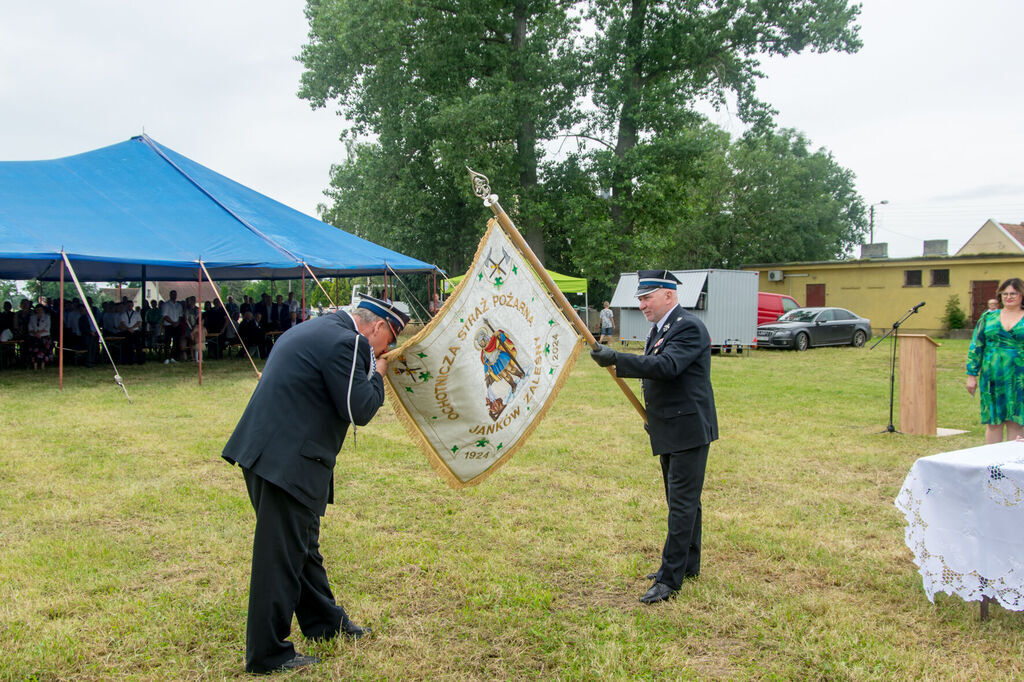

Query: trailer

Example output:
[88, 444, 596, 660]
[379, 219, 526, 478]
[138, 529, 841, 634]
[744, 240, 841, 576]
[609, 269, 758, 351]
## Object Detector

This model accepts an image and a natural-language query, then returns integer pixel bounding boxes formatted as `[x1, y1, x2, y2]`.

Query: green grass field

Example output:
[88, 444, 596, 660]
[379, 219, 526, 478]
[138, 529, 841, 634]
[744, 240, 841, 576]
[1, 339, 1022, 680]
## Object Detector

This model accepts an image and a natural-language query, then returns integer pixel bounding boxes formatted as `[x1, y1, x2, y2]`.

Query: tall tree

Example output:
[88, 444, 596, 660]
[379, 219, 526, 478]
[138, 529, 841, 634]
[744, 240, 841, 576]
[549, 124, 867, 301]
[585, 0, 863, 238]
[719, 129, 867, 266]
[298, 0, 583, 269]
[298, 0, 867, 295]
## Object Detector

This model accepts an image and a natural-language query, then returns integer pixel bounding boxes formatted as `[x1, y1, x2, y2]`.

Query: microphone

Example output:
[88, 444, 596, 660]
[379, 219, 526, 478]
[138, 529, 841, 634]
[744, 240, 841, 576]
[911, 301, 926, 312]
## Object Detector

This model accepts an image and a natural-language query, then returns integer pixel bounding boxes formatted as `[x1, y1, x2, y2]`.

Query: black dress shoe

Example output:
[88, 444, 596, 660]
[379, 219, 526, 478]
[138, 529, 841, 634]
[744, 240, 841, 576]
[639, 582, 678, 604]
[270, 654, 320, 672]
[341, 617, 371, 639]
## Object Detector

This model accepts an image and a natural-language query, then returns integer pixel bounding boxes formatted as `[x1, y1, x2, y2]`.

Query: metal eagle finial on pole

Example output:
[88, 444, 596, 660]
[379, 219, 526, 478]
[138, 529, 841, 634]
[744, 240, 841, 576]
[466, 167, 647, 424]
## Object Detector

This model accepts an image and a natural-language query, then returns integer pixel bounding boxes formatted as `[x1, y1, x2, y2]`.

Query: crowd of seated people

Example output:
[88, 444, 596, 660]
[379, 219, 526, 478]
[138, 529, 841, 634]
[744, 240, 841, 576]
[0, 289, 311, 370]
[158, 290, 307, 363]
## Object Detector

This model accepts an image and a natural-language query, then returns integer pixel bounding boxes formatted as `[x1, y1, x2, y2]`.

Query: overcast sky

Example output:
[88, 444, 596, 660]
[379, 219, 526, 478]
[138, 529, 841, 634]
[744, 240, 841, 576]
[3, 0, 1023, 261]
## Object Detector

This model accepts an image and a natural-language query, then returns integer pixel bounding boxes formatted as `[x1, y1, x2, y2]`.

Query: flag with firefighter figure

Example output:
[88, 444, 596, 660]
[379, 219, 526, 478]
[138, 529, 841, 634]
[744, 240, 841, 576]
[385, 219, 583, 489]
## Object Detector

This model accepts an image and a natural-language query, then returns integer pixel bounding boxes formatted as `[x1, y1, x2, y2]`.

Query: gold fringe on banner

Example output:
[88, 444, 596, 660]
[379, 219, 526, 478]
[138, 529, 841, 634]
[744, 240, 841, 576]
[383, 219, 584, 489]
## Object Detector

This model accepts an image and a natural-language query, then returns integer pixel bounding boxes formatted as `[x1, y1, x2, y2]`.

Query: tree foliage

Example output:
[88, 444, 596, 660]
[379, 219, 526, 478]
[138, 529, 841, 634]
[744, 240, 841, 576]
[299, 0, 583, 271]
[0, 280, 22, 303]
[298, 0, 866, 299]
[14, 279, 102, 304]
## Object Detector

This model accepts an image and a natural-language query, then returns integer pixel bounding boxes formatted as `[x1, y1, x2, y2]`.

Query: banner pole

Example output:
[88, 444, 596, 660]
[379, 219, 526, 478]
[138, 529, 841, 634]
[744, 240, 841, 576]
[467, 168, 646, 425]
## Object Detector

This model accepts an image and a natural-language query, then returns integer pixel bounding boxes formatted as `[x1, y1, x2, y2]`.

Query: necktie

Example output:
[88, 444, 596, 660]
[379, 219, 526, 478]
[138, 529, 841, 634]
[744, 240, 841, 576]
[645, 324, 658, 353]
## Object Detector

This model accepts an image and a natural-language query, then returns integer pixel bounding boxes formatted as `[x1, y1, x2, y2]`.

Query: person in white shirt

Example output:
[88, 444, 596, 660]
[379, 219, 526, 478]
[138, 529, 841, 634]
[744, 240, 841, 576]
[27, 304, 54, 370]
[161, 290, 184, 363]
[102, 301, 120, 335]
[286, 292, 301, 324]
[118, 300, 145, 365]
[64, 298, 82, 343]
[598, 301, 615, 344]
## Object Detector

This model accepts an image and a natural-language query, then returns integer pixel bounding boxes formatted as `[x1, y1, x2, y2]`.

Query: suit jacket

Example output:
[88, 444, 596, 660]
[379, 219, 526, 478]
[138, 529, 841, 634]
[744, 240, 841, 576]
[614, 305, 718, 455]
[253, 301, 270, 324]
[222, 311, 384, 515]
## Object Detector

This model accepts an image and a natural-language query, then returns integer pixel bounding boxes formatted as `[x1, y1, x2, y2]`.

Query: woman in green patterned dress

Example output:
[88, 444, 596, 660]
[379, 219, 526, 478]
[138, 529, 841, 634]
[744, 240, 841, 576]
[966, 278, 1024, 443]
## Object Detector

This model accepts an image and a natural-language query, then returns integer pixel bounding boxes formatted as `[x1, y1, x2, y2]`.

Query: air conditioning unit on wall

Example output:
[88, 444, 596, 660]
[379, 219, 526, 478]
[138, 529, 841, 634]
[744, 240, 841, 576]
[767, 270, 784, 281]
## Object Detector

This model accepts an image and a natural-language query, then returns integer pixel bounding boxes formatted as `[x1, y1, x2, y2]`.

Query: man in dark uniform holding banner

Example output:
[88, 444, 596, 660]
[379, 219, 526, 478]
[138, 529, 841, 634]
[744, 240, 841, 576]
[222, 295, 409, 674]
[590, 270, 718, 604]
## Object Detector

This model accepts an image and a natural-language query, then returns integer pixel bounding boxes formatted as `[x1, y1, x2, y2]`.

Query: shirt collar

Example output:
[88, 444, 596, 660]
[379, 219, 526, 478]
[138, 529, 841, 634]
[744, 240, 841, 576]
[654, 306, 675, 333]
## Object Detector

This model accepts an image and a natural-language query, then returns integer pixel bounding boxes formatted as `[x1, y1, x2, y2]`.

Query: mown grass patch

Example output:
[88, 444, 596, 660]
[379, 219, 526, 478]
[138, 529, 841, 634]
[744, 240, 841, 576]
[1, 340, 1021, 679]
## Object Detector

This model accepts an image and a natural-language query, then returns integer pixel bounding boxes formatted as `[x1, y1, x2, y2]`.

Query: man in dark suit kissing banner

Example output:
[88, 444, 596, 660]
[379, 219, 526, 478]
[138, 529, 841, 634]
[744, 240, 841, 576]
[223, 295, 409, 674]
[591, 270, 718, 604]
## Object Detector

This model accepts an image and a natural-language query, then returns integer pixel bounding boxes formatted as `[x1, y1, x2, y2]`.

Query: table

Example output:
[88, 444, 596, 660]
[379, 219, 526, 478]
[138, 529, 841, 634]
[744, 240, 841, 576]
[264, 330, 283, 349]
[895, 440, 1024, 618]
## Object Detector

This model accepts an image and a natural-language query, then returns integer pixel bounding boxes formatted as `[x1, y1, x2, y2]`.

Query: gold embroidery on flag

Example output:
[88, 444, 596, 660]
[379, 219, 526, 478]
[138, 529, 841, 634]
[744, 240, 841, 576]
[384, 219, 583, 489]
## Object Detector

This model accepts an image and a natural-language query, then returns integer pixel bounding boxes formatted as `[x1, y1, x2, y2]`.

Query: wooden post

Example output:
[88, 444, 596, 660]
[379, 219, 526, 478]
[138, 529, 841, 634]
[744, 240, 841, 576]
[899, 334, 940, 435]
[469, 169, 647, 424]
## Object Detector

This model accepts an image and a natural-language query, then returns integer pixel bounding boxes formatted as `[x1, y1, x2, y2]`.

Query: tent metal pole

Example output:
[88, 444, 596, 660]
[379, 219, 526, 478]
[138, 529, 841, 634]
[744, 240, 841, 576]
[198, 261, 261, 380]
[197, 263, 203, 385]
[61, 252, 132, 403]
[431, 271, 437, 314]
[301, 265, 306, 322]
[302, 263, 338, 309]
[59, 261, 65, 390]
[382, 265, 435, 323]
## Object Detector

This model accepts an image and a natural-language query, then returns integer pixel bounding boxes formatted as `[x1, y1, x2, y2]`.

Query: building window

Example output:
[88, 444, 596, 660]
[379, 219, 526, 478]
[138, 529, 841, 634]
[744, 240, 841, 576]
[930, 269, 950, 286]
[904, 270, 922, 287]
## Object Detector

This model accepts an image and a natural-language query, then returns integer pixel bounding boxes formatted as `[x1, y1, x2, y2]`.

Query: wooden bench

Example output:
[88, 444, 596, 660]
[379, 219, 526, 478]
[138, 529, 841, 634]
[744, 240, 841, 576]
[62, 346, 89, 366]
[103, 335, 125, 362]
[1, 339, 21, 369]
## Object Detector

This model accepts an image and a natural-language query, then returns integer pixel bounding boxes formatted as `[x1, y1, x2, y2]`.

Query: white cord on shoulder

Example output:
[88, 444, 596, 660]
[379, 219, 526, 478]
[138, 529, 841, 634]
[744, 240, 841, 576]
[347, 334, 360, 447]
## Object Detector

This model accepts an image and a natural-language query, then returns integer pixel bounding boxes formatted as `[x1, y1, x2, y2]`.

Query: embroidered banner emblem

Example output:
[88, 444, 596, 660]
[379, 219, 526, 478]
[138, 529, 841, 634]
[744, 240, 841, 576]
[385, 220, 583, 488]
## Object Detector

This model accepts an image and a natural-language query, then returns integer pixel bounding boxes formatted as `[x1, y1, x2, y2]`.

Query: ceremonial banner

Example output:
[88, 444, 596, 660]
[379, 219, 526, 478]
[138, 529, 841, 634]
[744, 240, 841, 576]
[386, 219, 583, 488]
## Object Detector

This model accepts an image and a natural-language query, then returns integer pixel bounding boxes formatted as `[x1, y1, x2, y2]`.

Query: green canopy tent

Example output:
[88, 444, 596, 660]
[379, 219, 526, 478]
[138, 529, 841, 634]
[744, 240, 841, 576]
[443, 267, 591, 326]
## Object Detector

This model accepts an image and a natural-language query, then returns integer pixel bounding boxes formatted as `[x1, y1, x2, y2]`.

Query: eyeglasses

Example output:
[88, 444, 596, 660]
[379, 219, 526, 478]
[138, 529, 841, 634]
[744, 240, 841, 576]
[1001, 292, 1020, 298]
[379, 320, 398, 348]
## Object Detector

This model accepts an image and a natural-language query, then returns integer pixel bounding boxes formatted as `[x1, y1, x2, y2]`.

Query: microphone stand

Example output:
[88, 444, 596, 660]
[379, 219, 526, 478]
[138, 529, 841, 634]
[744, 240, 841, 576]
[870, 304, 924, 434]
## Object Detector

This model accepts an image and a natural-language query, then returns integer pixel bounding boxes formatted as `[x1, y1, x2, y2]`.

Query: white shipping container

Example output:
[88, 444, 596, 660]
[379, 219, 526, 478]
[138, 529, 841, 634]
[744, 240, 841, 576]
[609, 269, 758, 350]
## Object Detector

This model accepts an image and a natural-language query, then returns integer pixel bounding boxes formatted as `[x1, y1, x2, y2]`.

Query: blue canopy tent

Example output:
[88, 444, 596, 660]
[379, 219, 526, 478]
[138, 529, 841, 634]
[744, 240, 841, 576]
[0, 135, 440, 389]
[0, 135, 437, 281]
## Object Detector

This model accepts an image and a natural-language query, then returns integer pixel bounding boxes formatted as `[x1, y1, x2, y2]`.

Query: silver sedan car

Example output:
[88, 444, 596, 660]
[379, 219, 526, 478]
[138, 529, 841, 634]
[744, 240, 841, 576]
[756, 307, 871, 351]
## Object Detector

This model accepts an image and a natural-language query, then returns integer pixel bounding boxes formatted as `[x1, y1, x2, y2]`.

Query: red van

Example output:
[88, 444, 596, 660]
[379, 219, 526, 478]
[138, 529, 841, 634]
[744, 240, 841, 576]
[757, 292, 799, 326]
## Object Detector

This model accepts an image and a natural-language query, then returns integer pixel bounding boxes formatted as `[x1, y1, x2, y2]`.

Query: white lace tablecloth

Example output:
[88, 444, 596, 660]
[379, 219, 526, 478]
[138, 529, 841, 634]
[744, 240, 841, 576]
[895, 440, 1024, 609]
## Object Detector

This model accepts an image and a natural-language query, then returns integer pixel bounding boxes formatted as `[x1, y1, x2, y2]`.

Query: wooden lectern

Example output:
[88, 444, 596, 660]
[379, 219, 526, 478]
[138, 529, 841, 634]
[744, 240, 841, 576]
[899, 334, 940, 435]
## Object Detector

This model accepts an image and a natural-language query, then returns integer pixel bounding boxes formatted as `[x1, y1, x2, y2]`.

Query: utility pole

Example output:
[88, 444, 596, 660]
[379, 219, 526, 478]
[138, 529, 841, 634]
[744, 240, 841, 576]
[870, 200, 890, 243]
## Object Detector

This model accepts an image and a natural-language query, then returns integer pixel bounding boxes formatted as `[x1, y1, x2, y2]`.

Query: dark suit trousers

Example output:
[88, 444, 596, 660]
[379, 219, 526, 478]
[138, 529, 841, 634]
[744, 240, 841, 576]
[243, 469, 344, 673]
[656, 444, 709, 590]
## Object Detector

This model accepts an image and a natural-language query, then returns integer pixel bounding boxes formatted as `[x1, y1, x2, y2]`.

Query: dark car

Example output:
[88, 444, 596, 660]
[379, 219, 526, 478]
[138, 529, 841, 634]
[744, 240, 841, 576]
[756, 307, 871, 351]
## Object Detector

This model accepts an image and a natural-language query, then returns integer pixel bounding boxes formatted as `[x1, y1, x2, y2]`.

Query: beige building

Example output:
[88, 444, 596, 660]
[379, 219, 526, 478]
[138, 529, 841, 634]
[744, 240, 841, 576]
[744, 220, 1024, 335]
